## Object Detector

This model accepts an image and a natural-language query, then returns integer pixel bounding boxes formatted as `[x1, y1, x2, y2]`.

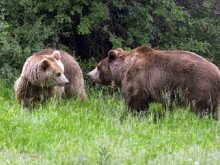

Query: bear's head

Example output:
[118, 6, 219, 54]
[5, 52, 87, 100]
[38, 51, 69, 87]
[88, 48, 124, 86]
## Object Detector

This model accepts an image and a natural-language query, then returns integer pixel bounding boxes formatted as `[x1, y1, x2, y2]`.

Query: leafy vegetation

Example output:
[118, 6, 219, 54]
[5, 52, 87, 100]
[0, 0, 220, 79]
[0, 82, 219, 164]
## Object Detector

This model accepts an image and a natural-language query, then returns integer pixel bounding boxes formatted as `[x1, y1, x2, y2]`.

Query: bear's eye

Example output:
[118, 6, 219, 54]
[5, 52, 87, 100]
[56, 73, 61, 77]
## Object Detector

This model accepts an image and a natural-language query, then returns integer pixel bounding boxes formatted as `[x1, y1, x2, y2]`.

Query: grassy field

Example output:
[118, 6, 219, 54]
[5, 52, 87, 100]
[0, 81, 219, 165]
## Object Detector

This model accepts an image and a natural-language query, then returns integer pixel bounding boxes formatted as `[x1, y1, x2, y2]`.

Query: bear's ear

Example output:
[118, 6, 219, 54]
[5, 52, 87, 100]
[108, 50, 117, 62]
[115, 48, 123, 52]
[40, 59, 50, 71]
[52, 50, 60, 60]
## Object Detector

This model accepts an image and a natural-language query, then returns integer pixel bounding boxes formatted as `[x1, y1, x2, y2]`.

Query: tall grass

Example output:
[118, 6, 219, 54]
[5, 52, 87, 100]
[0, 81, 219, 164]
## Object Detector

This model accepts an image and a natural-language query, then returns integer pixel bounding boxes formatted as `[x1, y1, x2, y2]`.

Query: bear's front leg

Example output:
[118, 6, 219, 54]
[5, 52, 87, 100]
[20, 96, 40, 107]
[122, 85, 149, 112]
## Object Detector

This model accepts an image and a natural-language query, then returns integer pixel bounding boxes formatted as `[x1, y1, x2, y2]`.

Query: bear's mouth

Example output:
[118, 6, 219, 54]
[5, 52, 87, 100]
[91, 79, 102, 84]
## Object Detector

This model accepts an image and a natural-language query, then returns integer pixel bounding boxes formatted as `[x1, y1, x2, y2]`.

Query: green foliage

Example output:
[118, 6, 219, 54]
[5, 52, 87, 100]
[109, 33, 124, 49]
[0, 0, 220, 79]
[78, 2, 109, 35]
[76, 57, 98, 86]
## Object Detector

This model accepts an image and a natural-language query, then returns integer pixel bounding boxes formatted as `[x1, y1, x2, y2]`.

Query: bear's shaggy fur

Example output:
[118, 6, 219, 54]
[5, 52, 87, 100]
[35, 48, 87, 101]
[88, 46, 220, 118]
[15, 49, 86, 105]
[14, 50, 69, 105]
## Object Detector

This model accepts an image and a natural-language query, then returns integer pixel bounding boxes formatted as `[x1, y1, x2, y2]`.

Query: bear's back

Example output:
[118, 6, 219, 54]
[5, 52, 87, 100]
[155, 50, 220, 77]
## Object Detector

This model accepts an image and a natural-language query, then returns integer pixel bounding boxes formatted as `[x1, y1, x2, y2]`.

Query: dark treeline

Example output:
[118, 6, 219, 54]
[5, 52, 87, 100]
[0, 0, 220, 79]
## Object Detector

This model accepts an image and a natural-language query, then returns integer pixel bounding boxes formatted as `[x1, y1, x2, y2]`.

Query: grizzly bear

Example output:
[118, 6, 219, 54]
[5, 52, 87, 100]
[88, 46, 220, 119]
[15, 49, 86, 105]
[35, 48, 87, 100]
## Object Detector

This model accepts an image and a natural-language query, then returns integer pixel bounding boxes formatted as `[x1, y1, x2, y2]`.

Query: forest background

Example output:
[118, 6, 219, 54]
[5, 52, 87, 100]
[0, 0, 220, 81]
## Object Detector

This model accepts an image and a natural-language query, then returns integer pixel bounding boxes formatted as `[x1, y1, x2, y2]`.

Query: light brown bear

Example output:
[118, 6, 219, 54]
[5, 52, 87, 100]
[15, 49, 86, 105]
[88, 46, 220, 119]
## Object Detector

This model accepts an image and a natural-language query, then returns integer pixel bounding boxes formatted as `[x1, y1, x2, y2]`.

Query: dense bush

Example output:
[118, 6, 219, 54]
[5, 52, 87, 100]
[0, 0, 219, 80]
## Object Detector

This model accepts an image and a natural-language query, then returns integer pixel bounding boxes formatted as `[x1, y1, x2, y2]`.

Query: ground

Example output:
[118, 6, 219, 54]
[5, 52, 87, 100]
[0, 81, 219, 164]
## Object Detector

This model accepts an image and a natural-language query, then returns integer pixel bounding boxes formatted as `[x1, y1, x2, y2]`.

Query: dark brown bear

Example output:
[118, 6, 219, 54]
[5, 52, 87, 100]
[88, 46, 220, 118]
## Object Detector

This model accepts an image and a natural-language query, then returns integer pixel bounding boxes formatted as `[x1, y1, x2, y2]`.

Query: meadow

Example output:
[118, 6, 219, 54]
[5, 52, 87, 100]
[0, 81, 219, 165]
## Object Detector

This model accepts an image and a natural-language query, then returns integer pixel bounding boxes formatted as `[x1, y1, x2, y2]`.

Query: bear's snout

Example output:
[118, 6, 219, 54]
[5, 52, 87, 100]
[87, 72, 92, 79]
[87, 71, 96, 82]
[58, 74, 70, 86]
[65, 80, 70, 85]
[87, 68, 98, 81]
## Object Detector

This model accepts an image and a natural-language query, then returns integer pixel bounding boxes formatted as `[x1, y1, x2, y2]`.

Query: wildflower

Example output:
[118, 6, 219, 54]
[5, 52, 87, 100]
[209, 143, 215, 148]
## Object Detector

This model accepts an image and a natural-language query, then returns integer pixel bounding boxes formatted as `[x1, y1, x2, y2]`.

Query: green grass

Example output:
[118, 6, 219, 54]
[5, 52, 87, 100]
[0, 82, 219, 165]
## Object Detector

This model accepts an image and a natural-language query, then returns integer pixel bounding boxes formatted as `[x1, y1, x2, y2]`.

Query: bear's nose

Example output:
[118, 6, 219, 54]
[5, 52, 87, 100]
[87, 72, 91, 78]
[65, 81, 70, 85]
